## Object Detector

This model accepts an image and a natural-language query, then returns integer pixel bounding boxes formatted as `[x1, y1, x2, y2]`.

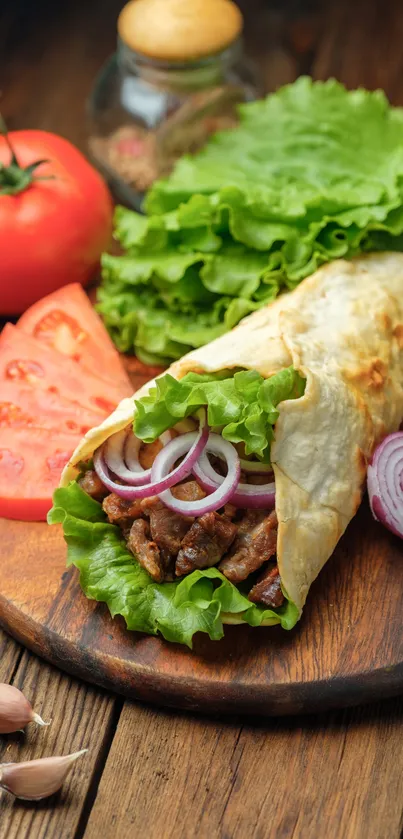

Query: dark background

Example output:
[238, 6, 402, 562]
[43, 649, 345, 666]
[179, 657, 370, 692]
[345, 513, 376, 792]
[2, 0, 403, 153]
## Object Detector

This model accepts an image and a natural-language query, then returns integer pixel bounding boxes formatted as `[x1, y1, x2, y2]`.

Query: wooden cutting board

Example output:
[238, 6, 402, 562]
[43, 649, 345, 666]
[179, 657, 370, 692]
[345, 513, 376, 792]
[0, 363, 402, 716]
[0, 499, 402, 716]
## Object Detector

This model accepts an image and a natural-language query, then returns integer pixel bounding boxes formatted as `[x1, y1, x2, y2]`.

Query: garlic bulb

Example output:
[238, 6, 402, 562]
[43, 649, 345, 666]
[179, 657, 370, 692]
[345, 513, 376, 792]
[0, 684, 49, 734]
[0, 750, 88, 800]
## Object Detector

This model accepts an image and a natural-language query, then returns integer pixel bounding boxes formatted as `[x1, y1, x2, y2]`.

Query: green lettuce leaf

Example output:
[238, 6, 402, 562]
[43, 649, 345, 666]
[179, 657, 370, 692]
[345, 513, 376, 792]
[134, 366, 305, 461]
[48, 482, 299, 648]
[146, 78, 403, 213]
[98, 78, 403, 362]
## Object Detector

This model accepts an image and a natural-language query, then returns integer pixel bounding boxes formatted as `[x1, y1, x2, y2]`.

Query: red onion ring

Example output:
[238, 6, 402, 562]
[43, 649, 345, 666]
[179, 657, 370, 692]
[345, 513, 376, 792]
[157, 433, 241, 517]
[124, 433, 146, 475]
[104, 431, 148, 486]
[117, 429, 172, 483]
[94, 419, 208, 500]
[193, 449, 275, 509]
[367, 432, 403, 538]
[103, 429, 174, 487]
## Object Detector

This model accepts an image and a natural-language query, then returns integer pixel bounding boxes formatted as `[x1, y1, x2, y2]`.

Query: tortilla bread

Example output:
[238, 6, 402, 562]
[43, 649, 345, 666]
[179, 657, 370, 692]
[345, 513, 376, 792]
[61, 253, 403, 618]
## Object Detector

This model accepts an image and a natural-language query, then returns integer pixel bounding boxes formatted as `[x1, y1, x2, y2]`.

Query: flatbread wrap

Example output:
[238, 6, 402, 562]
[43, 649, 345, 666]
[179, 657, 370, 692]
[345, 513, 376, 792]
[49, 252, 403, 645]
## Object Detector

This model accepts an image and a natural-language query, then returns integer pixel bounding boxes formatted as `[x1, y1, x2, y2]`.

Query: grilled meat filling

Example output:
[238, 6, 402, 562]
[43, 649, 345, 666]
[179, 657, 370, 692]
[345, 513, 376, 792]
[176, 512, 237, 576]
[141, 481, 206, 558]
[81, 457, 282, 608]
[78, 469, 109, 502]
[219, 510, 277, 583]
[248, 564, 284, 608]
[127, 519, 165, 583]
[102, 493, 143, 527]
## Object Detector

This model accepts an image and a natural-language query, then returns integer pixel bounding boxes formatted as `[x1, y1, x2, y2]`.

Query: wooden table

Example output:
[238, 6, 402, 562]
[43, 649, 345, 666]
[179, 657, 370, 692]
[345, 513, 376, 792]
[1, 1, 403, 836]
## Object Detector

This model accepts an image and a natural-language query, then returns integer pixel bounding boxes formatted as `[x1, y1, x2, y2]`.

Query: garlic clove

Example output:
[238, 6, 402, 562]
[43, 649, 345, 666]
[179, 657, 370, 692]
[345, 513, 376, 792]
[31, 712, 52, 728]
[0, 684, 50, 734]
[0, 750, 88, 800]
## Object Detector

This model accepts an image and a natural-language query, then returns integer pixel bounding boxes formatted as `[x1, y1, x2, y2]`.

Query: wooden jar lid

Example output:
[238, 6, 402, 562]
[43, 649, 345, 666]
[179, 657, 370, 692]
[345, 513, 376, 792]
[118, 0, 243, 62]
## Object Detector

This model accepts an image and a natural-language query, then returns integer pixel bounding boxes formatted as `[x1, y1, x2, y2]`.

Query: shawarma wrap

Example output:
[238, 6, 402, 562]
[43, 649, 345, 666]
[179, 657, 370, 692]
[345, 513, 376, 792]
[49, 253, 403, 645]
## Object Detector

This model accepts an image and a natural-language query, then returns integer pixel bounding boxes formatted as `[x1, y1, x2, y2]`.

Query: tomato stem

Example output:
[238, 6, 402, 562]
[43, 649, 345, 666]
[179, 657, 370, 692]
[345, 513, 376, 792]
[0, 114, 51, 196]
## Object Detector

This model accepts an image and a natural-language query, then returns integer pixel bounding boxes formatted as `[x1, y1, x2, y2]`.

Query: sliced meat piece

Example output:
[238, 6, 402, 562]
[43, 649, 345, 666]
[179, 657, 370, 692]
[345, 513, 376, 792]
[223, 503, 237, 520]
[141, 481, 206, 556]
[141, 496, 190, 556]
[139, 439, 163, 470]
[173, 480, 206, 504]
[78, 469, 108, 501]
[176, 512, 237, 577]
[218, 509, 277, 583]
[102, 493, 143, 528]
[127, 519, 164, 583]
[138, 432, 179, 470]
[248, 564, 284, 608]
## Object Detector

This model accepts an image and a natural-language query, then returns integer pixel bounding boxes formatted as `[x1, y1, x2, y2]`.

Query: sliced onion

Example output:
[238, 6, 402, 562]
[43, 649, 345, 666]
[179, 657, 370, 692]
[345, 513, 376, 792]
[367, 432, 403, 538]
[124, 428, 172, 474]
[158, 433, 241, 517]
[103, 428, 173, 487]
[159, 430, 173, 446]
[104, 430, 148, 486]
[124, 433, 146, 475]
[193, 450, 275, 509]
[94, 419, 208, 500]
[229, 482, 275, 509]
[209, 445, 273, 475]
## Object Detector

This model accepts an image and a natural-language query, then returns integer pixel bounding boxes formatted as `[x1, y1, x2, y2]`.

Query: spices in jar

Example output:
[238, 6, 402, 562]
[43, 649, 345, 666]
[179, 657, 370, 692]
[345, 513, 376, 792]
[87, 0, 261, 209]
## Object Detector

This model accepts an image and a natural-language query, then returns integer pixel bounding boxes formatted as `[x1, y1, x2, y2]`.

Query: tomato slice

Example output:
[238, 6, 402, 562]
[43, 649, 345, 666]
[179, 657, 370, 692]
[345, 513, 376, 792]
[0, 381, 102, 436]
[17, 283, 131, 390]
[0, 324, 131, 417]
[0, 288, 135, 522]
[0, 427, 81, 521]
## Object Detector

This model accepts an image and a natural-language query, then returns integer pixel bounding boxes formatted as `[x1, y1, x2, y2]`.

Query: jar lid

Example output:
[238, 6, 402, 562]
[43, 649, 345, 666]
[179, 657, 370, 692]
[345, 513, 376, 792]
[118, 0, 243, 62]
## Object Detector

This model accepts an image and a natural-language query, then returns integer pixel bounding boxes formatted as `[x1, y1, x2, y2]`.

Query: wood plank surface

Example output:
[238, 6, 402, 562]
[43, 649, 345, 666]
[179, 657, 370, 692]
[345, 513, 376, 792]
[84, 697, 403, 839]
[0, 647, 119, 838]
[2, 1, 403, 838]
[0, 630, 21, 684]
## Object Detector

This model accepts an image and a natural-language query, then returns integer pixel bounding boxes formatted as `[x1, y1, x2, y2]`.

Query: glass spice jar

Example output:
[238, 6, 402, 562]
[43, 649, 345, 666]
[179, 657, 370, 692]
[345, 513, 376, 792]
[87, 0, 261, 210]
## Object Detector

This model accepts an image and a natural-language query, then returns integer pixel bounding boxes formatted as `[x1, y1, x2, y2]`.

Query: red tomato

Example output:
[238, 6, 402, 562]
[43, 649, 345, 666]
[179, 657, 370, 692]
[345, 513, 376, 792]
[17, 283, 131, 390]
[0, 382, 102, 437]
[0, 130, 113, 314]
[0, 427, 80, 521]
[0, 324, 130, 417]
[0, 283, 134, 521]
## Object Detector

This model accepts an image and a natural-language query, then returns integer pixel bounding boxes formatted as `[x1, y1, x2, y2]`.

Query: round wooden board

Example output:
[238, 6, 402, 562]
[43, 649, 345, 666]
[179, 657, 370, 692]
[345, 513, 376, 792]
[0, 503, 402, 716]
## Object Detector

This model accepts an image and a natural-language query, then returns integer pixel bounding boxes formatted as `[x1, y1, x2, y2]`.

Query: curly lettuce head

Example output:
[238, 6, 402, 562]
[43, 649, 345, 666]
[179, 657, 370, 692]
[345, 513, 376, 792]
[98, 78, 403, 364]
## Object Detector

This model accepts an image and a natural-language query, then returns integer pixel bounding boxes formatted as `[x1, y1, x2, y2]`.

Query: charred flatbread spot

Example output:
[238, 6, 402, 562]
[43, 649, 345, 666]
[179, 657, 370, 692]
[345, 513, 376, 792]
[347, 357, 387, 390]
[378, 311, 392, 333]
[393, 323, 403, 348]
